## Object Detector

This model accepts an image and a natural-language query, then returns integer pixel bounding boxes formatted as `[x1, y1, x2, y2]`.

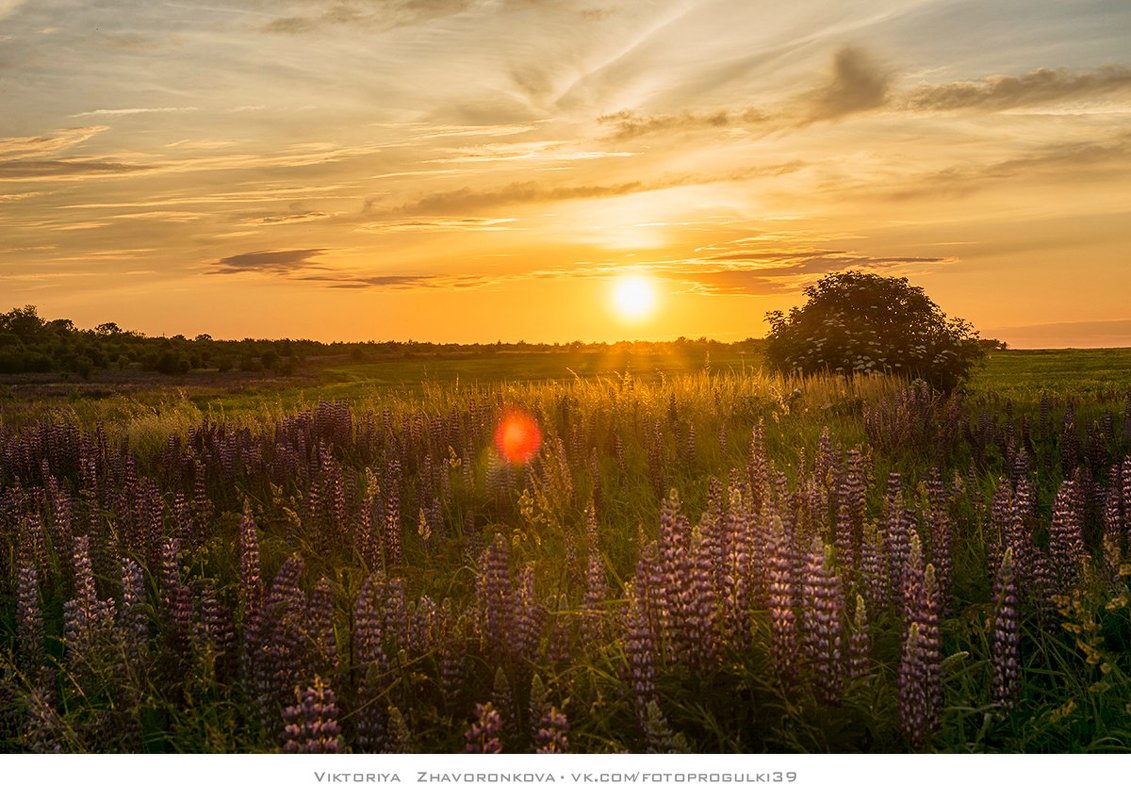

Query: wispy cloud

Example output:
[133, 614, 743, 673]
[263, 0, 477, 35]
[208, 246, 449, 290]
[361, 216, 520, 232]
[209, 248, 328, 275]
[389, 179, 648, 215]
[651, 243, 953, 295]
[0, 126, 109, 158]
[382, 161, 804, 216]
[0, 158, 154, 181]
[888, 131, 1131, 199]
[904, 65, 1131, 112]
[241, 210, 333, 226]
[598, 108, 768, 140]
[71, 107, 199, 118]
[600, 53, 1131, 140]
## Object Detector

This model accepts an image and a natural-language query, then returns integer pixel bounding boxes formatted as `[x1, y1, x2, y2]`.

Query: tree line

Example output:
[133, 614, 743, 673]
[0, 305, 758, 379]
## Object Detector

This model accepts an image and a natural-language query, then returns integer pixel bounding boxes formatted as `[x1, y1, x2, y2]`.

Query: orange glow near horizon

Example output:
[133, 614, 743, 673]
[494, 410, 543, 465]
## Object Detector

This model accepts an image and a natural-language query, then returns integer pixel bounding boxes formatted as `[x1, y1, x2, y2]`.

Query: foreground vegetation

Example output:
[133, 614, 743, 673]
[1, 356, 1129, 753]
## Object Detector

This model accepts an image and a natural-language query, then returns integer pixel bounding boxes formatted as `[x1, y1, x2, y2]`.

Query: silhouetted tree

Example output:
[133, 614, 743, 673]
[764, 271, 982, 391]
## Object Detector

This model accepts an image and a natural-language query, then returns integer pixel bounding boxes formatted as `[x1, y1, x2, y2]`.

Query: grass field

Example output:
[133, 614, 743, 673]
[1, 347, 1129, 754]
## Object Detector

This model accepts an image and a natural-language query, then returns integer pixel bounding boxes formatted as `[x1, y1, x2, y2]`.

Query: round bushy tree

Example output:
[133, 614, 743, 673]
[764, 271, 982, 390]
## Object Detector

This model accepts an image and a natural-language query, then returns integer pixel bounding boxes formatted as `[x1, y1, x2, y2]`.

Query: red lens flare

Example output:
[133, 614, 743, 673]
[494, 409, 542, 465]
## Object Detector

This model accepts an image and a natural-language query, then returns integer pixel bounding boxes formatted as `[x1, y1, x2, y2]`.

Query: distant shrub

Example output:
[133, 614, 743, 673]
[764, 271, 983, 391]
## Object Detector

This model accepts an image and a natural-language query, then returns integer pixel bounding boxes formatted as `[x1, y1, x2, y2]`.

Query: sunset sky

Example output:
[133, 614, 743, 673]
[2, 0, 1129, 346]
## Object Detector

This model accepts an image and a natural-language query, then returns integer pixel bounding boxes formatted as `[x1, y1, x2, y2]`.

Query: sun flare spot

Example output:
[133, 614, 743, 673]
[611, 275, 656, 321]
[494, 409, 542, 465]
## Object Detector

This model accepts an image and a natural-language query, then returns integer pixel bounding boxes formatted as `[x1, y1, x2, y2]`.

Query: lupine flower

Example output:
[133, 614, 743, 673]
[16, 547, 46, 680]
[623, 588, 658, 714]
[845, 594, 870, 682]
[514, 563, 544, 662]
[308, 577, 338, 675]
[718, 485, 752, 649]
[383, 458, 403, 565]
[991, 549, 1021, 710]
[581, 552, 608, 646]
[490, 667, 517, 740]
[465, 702, 504, 753]
[800, 538, 844, 702]
[238, 499, 263, 641]
[477, 533, 514, 655]
[899, 621, 932, 748]
[528, 673, 548, 741]
[356, 468, 381, 568]
[282, 676, 343, 753]
[436, 599, 464, 700]
[1048, 479, 1085, 593]
[254, 555, 308, 732]
[767, 514, 798, 679]
[534, 706, 570, 754]
[899, 538, 941, 748]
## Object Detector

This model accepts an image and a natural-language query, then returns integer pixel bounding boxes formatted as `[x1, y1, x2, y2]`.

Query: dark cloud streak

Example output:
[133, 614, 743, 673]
[906, 65, 1131, 111]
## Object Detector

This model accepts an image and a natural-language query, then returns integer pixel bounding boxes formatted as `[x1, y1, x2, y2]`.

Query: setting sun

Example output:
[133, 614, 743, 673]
[612, 275, 657, 321]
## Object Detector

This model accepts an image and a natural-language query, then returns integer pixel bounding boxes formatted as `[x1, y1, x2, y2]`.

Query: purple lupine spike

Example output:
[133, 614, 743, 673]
[238, 499, 263, 631]
[63, 529, 100, 653]
[991, 549, 1021, 710]
[380, 577, 409, 654]
[581, 551, 608, 647]
[490, 666, 517, 740]
[883, 475, 911, 595]
[46, 477, 74, 568]
[1048, 478, 1085, 594]
[515, 563, 544, 662]
[477, 533, 514, 655]
[534, 706, 570, 754]
[1101, 464, 1123, 575]
[845, 594, 870, 682]
[899, 541, 941, 748]
[356, 468, 381, 568]
[686, 528, 719, 669]
[427, 596, 460, 692]
[721, 485, 753, 650]
[117, 557, 148, 659]
[800, 538, 844, 702]
[383, 458, 403, 565]
[308, 577, 338, 675]
[748, 421, 770, 510]
[834, 499, 858, 583]
[1122, 455, 1131, 543]
[927, 505, 954, 613]
[899, 622, 931, 748]
[16, 546, 46, 681]
[254, 555, 308, 731]
[624, 587, 658, 715]
[528, 672, 548, 741]
[172, 490, 194, 554]
[465, 702, 504, 753]
[354, 574, 390, 675]
[282, 676, 344, 753]
[20, 509, 47, 579]
[766, 514, 798, 681]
